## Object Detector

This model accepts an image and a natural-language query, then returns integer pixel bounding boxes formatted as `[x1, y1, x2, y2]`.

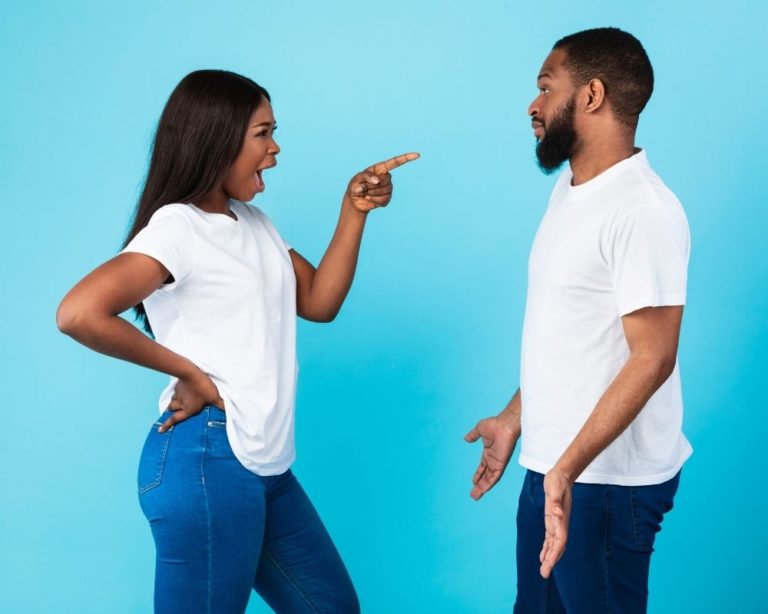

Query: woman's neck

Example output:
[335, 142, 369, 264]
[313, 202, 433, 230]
[195, 188, 235, 218]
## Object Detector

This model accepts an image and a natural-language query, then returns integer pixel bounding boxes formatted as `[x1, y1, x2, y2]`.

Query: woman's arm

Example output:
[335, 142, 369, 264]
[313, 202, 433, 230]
[57, 253, 223, 430]
[291, 152, 419, 322]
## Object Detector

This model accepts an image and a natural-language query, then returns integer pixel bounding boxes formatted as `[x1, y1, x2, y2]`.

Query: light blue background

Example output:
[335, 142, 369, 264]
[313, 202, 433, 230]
[2, 1, 766, 612]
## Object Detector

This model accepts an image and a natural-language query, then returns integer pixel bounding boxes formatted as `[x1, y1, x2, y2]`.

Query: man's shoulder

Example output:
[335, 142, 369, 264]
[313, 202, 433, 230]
[611, 160, 685, 220]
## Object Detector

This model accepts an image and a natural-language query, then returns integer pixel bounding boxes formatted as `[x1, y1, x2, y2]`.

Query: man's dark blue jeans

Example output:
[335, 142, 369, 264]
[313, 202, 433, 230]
[514, 469, 681, 613]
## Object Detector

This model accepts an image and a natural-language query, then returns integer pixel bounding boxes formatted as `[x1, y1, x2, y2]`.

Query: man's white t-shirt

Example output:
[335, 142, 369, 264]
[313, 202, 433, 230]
[123, 201, 298, 476]
[519, 150, 693, 486]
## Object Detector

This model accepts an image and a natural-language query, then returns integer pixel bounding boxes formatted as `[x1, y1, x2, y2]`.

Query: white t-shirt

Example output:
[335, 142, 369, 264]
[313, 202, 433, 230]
[519, 150, 693, 486]
[122, 201, 298, 476]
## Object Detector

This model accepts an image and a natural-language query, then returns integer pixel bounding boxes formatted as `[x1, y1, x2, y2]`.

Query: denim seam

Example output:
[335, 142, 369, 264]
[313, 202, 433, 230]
[629, 487, 642, 548]
[527, 470, 536, 507]
[138, 427, 172, 495]
[543, 577, 555, 614]
[262, 546, 320, 613]
[201, 410, 213, 614]
[535, 472, 551, 614]
[603, 485, 612, 614]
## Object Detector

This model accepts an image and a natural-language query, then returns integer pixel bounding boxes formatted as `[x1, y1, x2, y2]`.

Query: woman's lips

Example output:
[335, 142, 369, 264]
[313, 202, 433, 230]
[253, 163, 276, 195]
[253, 169, 265, 193]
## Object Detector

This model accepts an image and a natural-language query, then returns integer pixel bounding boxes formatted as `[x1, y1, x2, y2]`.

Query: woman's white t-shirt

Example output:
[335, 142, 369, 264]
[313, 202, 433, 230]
[123, 201, 298, 476]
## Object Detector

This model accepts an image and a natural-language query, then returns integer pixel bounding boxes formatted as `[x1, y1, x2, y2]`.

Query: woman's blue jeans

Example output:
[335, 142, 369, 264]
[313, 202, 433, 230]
[138, 406, 359, 613]
[514, 469, 681, 614]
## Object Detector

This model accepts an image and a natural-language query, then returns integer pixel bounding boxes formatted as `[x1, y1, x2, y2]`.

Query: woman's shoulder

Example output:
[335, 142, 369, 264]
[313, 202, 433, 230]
[232, 200, 277, 228]
[141, 203, 198, 231]
[231, 201, 289, 248]
[149, 203, 194, 221]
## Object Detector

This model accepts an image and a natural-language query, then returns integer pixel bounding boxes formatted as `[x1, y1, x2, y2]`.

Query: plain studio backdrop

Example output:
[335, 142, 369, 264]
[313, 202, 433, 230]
[1, 1, 766, 612]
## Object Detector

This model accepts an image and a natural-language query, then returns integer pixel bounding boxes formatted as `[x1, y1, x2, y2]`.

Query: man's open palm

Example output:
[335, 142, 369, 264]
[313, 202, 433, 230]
[464, 417, 520, 500]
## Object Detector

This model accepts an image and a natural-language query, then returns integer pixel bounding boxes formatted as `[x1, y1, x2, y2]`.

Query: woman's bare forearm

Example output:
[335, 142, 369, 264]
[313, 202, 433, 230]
[59, 312, 198, 379]
[302, 197, 368, 321]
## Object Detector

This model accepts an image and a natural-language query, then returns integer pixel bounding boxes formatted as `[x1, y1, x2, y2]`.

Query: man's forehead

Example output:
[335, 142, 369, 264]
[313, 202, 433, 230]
[538, 49, 568, 79]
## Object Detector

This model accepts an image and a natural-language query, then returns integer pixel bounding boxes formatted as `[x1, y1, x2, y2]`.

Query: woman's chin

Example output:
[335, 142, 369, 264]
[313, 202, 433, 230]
[237, 190, 258, 203]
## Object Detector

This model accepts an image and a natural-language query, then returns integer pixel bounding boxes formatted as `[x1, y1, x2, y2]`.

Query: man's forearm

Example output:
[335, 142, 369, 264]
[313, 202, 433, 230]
[498, 388, 522, 435]
[554, 353, 675, 482]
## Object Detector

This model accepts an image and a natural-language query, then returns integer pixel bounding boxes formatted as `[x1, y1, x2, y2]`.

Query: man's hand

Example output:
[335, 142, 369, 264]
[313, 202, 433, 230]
[539, 467, 573, 578]
[536, 305, 684, 578]
[464, 417, 520, 500]
[159, 367, 225, 432]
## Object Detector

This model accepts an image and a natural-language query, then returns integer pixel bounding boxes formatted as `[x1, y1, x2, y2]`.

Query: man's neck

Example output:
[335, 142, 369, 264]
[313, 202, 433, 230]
[569, 134, 637, 186]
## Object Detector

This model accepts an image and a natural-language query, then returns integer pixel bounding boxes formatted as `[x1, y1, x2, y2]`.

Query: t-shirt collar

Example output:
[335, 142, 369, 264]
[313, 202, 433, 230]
[563, 148, 647, 201]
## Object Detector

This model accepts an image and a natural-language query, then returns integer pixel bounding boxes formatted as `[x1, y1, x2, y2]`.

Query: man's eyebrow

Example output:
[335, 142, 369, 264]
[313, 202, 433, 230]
[537, 71, 552, 81]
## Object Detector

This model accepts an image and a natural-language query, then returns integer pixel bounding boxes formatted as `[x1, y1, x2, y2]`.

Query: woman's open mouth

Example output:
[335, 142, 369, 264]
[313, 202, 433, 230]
[254, 169, 265, 193]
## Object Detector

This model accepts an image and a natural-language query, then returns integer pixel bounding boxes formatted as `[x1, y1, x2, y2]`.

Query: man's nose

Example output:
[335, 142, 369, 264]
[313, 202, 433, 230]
[528, 97, 541, 119]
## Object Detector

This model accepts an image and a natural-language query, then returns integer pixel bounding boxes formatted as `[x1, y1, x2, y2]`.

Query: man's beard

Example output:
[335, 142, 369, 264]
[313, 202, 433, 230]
[535, 96, 577, 174]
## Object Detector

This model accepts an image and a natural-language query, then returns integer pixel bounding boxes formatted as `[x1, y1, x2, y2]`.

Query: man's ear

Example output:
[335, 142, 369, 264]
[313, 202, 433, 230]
[583, 78, 607, 114]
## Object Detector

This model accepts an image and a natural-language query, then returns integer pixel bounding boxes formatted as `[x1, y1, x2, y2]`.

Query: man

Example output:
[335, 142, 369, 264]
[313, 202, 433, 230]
[465, 28, 691, 613]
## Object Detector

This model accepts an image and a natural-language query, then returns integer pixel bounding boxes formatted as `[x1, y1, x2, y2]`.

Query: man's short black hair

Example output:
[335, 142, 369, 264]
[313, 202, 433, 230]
[553, 27, 654, 129]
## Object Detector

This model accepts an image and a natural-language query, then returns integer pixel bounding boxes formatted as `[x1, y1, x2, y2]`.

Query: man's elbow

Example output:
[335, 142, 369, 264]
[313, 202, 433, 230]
[658, 354, 678, 383]
[637, 350, 677, 385]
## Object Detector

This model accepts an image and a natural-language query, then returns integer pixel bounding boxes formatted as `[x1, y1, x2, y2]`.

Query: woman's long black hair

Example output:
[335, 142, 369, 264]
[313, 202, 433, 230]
[123, 70, 270, 333]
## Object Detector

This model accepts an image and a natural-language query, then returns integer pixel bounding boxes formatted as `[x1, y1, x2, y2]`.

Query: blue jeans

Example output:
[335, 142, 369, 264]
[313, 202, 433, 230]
[514, 469, 680, 614]
[138, 406, 359, 613]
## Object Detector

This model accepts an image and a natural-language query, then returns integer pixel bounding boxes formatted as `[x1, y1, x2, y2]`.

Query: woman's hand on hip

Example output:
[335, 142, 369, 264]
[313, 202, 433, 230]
[345, 152, 419, 213]
[158, 367, 225, 432]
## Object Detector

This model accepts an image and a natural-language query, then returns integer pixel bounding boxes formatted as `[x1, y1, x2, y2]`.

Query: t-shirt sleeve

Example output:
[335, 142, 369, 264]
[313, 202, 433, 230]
[608, 204, 690, 316]
[253, 208, 292, 252]
[121, 207, 197, 284]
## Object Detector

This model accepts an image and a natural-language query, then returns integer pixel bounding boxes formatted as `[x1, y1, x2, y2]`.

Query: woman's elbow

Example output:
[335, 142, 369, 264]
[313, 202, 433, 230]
[298, 304, 339, 323]
[56, 297, 88, 337]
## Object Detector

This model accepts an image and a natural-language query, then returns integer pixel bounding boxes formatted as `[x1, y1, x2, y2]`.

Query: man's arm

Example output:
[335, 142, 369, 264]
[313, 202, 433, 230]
[539, 305, 683, 578]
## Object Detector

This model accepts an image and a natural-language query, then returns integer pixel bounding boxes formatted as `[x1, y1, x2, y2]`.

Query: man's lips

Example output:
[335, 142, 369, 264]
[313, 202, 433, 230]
[532, 122, 545, 138]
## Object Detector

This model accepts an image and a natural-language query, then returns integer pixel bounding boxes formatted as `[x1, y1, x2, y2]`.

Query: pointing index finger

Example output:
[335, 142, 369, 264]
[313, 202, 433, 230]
[367, 152, 420, 175]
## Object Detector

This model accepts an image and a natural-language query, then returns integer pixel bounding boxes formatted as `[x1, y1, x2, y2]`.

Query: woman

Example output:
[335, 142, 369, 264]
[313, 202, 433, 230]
[56, 69, 418, 613]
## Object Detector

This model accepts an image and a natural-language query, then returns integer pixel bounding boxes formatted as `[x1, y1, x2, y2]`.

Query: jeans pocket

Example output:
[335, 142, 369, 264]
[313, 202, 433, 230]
[137, 419, 173, 495]
[629, 473, 680, 551]
[205, 418, 234, 459]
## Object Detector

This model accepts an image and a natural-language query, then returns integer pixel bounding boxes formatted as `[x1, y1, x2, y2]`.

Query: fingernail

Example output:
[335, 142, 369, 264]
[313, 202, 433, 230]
[354, 187, 363, 194]
[370, 176, 380, 184]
